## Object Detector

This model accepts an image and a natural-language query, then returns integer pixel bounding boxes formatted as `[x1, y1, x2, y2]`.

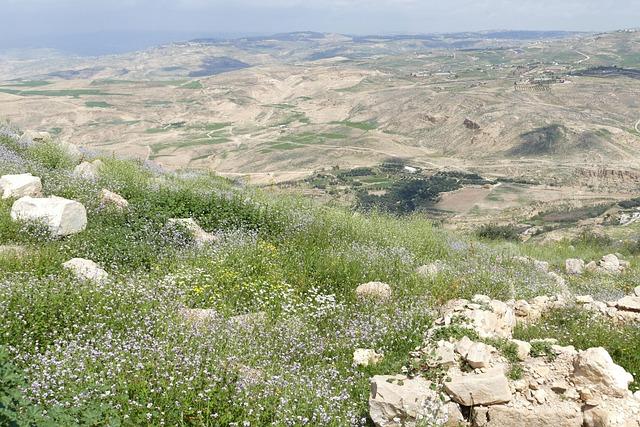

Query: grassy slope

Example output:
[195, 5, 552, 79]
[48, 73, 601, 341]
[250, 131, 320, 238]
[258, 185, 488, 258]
[0, 132, 638, 425]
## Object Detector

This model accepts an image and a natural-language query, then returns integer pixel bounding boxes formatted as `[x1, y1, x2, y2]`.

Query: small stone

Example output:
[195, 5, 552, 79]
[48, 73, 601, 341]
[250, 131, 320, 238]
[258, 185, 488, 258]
[369, 375, 442, 427]
[430, 340, 456, 368]
[455, 336, 474, 357]
[100, 189, 129, 210]
[164, 218, 218, 246]
[465, 342, 493, 368]
[353, 349, 383, 367]
[513, 379, 527, 392]
[634, 286, 640, 297]
[512, 339, 531, 361]
[73, 159, 103, 180]
[551, 345, 576, 355]
[573, 347, 634, 398]
[576, 295, 594, 304]
[599, 254, 621, 274]
[533, 260, 550, 272]
[355, 281, 392, 301]
[565, 258, 585, 275]
[585, 261, 598, 273]
[550, 381, 569, 394]
[62, 258, 109, 284]
[532, 388, 547, 404]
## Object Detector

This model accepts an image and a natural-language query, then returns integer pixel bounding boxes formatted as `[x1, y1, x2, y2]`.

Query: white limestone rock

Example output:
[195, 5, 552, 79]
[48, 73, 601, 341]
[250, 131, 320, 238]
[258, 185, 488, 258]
[572, 347, 634, 398]
[62, 258, 109, 284]
[465, 342, 493, 369]
[0, 173, 42, 199]
[11, 196, 87, 237]
[443, 368, 512, 406]
[164, 218, 217, 246]
[369, 375, 446, 427]
[99, 189, 129, 210]
[353, 349, 384, 367]
[73, 159, 103, 180]
[356, 281, 392, 301]
[565, 259, 585, 275]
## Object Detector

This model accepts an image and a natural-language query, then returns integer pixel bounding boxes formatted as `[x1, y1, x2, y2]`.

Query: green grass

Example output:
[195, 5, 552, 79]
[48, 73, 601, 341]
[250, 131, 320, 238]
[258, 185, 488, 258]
[1, 80, 51, 87]
[330, 120, 378, 131]
[0, 130, 639, 425]
[0, 88, 116, 98]
[180, 81, 203, 89]
[85, 101, 113, 108]
[144, 100, 172, 107]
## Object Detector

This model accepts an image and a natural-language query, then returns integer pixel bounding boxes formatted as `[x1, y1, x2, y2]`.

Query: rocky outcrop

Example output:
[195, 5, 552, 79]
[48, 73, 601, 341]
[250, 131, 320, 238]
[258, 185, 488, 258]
[438, 296, 516, 338]
[62, 258, 109, 284]
[0, 173, 42, 199]
[356, 281, 392, 301]
[11, 196, 87, 237]
[576, 288, 640, 323]
[370, 295, 640, 427]
[565, 254, 629, 276]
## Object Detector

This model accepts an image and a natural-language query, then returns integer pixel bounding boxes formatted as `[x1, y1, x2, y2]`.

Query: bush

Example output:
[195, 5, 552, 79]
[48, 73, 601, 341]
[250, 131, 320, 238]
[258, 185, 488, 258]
[476, 223, 521, 241]
[25, 142, 75, 170]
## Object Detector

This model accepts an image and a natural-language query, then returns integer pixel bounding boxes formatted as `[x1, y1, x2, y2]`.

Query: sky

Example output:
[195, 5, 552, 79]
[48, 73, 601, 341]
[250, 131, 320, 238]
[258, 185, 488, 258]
[1, 0, 639, 54]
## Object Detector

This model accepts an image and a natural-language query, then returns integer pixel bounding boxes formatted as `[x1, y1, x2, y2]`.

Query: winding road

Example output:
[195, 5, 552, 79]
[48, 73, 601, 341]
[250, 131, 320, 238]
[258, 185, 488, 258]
[575, 50, 591, 64]
[635, 119, 640, 134]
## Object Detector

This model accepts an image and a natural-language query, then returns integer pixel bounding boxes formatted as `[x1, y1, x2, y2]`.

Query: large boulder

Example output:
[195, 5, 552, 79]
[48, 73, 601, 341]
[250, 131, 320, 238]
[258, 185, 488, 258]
[572, 347, 634, 398]
[62, 258, 109, 284]
[369, 375, 446, 427]
[99, 189, 128, 211]
[472, 401, 583, 426]
[356, 282, 392, 301]
[0, 173, 42, 199]
[443, 368, 512, 406]
[163, 218, 217, 246]
[11, 196, 87, 237]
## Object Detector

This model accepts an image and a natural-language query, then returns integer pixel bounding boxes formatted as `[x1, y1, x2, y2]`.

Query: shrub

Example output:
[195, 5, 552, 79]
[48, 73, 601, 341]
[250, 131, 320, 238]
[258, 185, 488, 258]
[476, 223, 520, 241]
[25, 142, 74, 170]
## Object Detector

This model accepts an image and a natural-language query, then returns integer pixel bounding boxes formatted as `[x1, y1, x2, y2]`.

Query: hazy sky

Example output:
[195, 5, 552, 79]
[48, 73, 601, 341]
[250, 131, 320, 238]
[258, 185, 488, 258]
[1, 0, 639, 54]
